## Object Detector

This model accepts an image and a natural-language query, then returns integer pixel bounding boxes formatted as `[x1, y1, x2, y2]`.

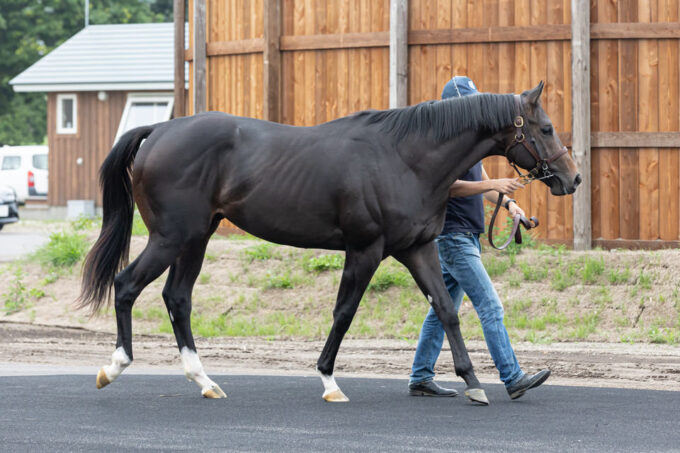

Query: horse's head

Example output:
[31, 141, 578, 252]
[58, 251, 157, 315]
[502, 82, 581, 195]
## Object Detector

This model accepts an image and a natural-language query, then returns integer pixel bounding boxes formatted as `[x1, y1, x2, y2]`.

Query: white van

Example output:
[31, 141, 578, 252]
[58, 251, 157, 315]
[0, 146, 48, 204]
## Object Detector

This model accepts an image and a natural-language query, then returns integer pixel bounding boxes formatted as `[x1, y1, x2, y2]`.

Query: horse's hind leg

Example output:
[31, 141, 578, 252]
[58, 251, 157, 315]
[394, 241, 488, 405]
[162, 238, 225, 399]
[96, 236, 180, 389]
[316, 241, 383, 402]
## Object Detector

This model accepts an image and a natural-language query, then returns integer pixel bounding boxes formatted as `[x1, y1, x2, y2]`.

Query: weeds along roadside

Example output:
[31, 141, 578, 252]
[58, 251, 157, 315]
[2, 214, 679, 345]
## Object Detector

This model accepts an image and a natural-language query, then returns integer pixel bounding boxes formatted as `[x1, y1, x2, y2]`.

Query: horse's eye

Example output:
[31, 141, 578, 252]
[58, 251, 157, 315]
[541, 126, 553, 135]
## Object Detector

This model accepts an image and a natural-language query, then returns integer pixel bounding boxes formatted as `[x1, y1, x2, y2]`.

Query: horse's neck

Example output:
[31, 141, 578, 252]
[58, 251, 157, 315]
[410, 130, 503, 197]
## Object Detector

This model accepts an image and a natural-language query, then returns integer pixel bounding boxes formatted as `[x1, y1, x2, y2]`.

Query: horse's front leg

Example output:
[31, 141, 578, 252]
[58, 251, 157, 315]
[394, 241, 488, 405]
[316, 239, 383, 402]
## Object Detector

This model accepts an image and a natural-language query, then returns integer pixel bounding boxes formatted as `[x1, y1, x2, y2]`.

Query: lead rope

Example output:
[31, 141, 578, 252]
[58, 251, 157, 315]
[488, 193, 539, 250]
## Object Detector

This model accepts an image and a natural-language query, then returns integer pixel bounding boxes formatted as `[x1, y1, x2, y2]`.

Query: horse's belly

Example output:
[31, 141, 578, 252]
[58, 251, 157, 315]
[224, 206, 346, 250]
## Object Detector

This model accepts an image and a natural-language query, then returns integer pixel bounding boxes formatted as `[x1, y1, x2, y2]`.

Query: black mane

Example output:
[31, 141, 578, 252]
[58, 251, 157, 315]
[360, 93, 517, 142]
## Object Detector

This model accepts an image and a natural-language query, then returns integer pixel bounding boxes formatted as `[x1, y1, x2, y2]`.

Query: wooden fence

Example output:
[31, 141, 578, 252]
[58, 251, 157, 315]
[177, 0, 680, 249]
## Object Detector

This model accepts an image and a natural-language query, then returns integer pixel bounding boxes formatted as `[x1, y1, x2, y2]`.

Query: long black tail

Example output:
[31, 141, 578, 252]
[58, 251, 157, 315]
[79, 126, 154, 312]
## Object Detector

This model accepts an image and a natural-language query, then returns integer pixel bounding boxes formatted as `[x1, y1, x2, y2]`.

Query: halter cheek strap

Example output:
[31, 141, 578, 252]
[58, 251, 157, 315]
[504, 95, 569, 184]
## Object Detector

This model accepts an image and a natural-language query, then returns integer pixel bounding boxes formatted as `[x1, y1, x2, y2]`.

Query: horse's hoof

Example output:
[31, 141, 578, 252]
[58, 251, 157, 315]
[464, 387, 489, 405]
[323, 389, 349, 402]
[202, 385, 227, 399]
[96, 368, 110, 389]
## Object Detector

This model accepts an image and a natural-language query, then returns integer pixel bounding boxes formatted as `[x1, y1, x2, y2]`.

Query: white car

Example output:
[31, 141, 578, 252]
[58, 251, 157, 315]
[0, 145, 48, 204]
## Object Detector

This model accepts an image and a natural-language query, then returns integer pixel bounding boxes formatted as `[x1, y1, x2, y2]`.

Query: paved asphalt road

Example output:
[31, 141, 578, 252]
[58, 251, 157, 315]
[1, 374, 679, 452]
[0, 230, 48, 261]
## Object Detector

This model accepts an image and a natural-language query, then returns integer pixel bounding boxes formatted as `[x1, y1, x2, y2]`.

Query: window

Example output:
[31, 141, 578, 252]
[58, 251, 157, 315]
[115, 94, 174, 142]
[32, 154, 48, 170]
[57, 94, 78, 134]
[1, 156, 21, 170]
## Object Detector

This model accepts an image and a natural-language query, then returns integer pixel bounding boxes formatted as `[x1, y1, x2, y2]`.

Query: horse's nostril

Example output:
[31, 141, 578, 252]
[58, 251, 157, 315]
[574, 173, 582, 186]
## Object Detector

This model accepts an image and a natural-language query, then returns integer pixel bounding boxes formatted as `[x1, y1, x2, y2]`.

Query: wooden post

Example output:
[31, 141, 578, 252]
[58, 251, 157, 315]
[192, 0, 206, 114]
[571, 0, 591, 250]
[173, 0, 186, 118]
[263, 0, 281, 123]
[389, 0, 408, 108]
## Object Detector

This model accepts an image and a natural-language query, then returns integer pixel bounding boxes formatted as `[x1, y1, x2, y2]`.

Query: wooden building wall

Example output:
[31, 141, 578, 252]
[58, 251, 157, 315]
[186, 0, 680, 246]
[47, 91, 127, 207]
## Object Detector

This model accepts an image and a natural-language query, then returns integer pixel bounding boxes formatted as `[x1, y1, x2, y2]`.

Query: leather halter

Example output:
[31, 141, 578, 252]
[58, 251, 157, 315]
[504, 95, 569, 184]
[488, 95, 568, 250]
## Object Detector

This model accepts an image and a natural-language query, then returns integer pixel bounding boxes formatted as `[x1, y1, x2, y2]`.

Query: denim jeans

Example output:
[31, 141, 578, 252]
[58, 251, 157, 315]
[409, 232, 524, 387]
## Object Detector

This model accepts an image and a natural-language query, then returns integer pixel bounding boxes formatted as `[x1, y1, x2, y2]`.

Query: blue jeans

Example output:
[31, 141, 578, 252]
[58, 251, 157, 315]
[409, 232, 523, 388]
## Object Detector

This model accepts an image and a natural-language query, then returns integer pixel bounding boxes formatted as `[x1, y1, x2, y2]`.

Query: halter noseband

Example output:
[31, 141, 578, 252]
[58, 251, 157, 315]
[504, 95, 568, 184]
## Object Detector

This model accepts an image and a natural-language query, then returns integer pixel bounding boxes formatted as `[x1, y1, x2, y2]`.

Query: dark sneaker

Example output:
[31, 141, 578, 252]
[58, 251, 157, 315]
[506, 369, 551, 400]
[408, 380, 458, 397]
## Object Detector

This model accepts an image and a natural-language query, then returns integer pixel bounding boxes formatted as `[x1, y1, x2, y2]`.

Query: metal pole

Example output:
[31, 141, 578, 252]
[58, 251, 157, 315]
[84, 0, 89, 27]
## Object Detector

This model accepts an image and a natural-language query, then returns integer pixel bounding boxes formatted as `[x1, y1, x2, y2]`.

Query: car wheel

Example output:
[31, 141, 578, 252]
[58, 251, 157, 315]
[0, 224, 3, 231]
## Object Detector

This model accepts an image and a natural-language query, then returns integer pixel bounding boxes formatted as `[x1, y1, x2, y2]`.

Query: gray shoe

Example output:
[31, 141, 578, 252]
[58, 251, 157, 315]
[408, 380, 458, 397]
[506, 369, 551, 400]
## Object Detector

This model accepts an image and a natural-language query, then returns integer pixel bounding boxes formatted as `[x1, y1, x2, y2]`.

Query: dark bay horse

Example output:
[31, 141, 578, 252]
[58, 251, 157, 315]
[80, 82, 580, 405]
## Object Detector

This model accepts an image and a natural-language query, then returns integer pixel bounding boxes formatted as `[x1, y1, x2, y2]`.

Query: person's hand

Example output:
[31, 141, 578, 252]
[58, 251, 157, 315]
[491, 178, 524, 195]
[508, 202, 525, 218]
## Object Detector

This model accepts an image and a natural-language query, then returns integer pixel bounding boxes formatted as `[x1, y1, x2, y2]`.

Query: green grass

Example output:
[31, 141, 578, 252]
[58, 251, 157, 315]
[303, 254, 344, 272]
[581, 256, 605, 284]
[519, 262, 548, 281]
[608, 267, 631, 284]
[263, 272, 302, 289]
[368, 266, 413, 292]
[131, 210, 149, 236]
[33, 231, 89, 269]
[244, 243, 276, 262]
[570, 312, 600, 340]
[638, 271, 653, 290]
[483, 255, 511, 278]
[2, 267, 28, 314]
[199, 273, 211, 285]
[551, 268, 573, 291]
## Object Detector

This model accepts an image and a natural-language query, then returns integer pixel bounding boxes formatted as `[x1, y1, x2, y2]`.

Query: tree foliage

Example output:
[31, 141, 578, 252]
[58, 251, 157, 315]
[0, 0, 173, 145]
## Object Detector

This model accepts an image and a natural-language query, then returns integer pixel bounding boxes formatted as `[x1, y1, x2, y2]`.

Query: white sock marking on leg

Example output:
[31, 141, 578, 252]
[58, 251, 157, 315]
[427, 295, 433, 304]
[317, 368, 341, 397]
[180, 346, 219, 394]
[102, 347, 131, 383]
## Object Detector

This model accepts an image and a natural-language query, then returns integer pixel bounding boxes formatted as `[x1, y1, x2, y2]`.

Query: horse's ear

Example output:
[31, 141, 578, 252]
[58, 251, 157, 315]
[522, 81, 544, 106]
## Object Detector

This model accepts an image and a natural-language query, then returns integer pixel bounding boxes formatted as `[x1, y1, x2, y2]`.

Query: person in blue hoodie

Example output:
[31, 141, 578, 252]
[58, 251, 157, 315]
[408, 76, 550, 400]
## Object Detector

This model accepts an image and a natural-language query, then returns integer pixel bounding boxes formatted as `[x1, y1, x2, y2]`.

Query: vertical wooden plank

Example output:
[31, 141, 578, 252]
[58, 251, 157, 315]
[264, 0, 282, 122]
[589, 0, 601, 240]
[370, 0, 385, 110]
[657, 0, 678, 240]
[326, 2, 338, 120]
[434, 0, 452, 98]
[282, 0, 295, 124]
[597, 0, 620, 242]
[498, 0, 517, 183]
[547, 0, 566, 241]
[618, 0, 639, 240]
[193, 0, 206, 114]
[408, 0, 421, 105]
[174, 0, 186, 117]
[451, 0, 467, 77]
[359, 0, 371, 110]
[303, 0, 315, 124]
[571, 0, 591, 249]
[530, 0, 548, 238]
[292, 0, 305, 124]
[638, 0, 659, 240]
[390, 0, 409, 108]
[337, 0, 350, 116]
[314, 1, 327, 124]
[513, 0, 531, 215]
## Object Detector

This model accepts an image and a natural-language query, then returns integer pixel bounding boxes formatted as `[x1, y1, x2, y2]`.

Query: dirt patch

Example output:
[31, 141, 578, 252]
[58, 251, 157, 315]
[2, 322, 679, 391]
[1, 222, 680, 390]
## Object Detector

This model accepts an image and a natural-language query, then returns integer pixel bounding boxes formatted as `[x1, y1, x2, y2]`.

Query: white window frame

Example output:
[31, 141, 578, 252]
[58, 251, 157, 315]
[56, 93, 78, 135]
[115, 93, 174, 143]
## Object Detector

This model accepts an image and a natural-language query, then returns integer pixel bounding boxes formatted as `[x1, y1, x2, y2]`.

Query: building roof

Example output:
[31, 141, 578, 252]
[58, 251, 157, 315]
[10, 23, 186, 92]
